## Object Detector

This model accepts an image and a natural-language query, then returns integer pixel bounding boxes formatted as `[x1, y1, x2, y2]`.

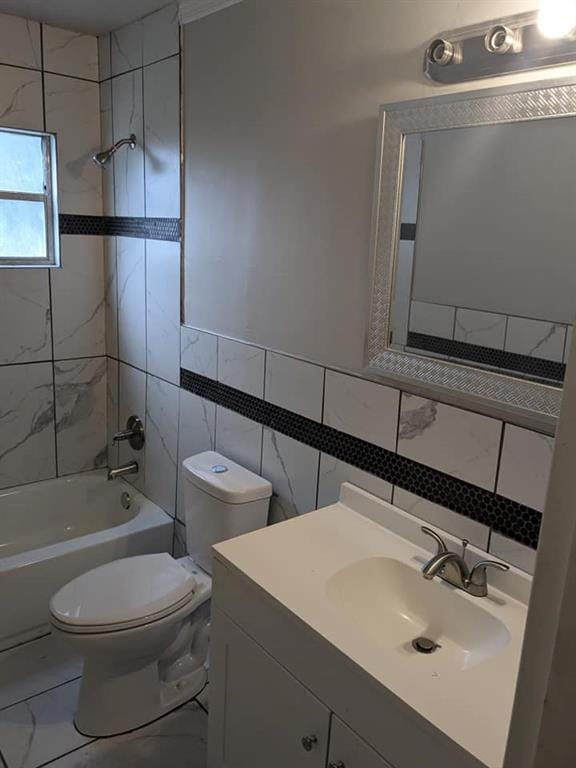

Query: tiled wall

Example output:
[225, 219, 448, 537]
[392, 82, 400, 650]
[0, 15, 107, 489]
[100, 6, 183, 553]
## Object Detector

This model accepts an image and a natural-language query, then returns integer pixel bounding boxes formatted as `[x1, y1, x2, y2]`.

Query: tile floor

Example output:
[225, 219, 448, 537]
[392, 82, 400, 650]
[0, 634, 207, 768]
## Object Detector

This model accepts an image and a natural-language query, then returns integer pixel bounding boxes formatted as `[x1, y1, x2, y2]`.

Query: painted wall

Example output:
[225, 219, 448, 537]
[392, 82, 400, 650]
[0, 15, 106, 490]
[182, 0, 567, 372]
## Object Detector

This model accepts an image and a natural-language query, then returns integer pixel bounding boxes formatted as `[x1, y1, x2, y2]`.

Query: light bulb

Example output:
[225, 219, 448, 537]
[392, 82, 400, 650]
[538, 0, 576, 39]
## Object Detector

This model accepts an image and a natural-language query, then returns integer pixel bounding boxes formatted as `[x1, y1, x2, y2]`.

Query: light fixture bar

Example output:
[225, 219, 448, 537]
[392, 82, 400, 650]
[425, 11, 576, 84]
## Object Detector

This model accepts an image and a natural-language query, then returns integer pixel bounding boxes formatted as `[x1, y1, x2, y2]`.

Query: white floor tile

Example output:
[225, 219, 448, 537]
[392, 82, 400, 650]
[0, 635, 82, 712]
[45, 701, 207, 768]
[0, 679, 92, 768]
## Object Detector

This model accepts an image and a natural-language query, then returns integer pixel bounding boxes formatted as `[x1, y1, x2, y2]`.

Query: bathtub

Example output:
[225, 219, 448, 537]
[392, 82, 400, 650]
[0, 470, 173, 651]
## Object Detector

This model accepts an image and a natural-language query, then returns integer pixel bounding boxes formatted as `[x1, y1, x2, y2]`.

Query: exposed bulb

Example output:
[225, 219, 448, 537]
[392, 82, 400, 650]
[538, 0, 576, 39]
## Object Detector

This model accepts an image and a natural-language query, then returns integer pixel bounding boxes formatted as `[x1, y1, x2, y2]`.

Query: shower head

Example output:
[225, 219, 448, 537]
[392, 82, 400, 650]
[92, 134, 137, 168]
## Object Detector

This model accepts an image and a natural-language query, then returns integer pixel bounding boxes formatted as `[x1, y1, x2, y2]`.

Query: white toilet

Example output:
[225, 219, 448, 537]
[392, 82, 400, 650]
[49, 451, 272, 737]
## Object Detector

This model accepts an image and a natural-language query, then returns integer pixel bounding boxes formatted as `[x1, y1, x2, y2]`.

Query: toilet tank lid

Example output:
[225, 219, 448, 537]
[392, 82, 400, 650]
[183, 451, 272, 504]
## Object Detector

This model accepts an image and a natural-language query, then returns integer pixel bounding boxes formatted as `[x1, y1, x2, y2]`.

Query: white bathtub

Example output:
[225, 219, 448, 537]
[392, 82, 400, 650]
[0, 470, 173, 651]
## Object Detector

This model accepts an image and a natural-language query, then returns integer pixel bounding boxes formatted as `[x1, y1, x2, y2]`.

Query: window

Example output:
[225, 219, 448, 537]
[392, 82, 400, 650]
[0, 127, 59, 268]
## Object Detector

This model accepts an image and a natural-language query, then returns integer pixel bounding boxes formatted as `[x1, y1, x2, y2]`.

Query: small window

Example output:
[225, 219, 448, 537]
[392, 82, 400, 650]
[0, 127, 60, 268]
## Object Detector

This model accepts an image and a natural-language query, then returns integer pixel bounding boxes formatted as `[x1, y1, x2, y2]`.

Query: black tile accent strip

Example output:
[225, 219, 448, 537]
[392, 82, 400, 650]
[399, 222, 416, 241]
[59, 214, 181, 241]
[407, 331, 565, 386]
[180, 368, 541, 549]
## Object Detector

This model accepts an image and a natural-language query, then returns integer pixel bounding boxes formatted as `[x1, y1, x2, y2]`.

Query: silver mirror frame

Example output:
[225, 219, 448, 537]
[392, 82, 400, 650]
[366, 78, 576, 435]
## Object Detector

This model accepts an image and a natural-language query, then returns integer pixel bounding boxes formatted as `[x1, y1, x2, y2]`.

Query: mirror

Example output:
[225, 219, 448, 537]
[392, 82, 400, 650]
[391, 120, 575, 387]
[367, 81, 576, 428]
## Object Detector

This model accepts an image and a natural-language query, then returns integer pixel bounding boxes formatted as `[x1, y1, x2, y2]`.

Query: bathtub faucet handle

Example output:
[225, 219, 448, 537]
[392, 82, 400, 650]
[113, 415, 145, 451]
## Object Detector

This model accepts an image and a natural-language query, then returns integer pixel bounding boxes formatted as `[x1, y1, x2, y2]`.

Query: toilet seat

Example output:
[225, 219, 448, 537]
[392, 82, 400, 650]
[50, 553, 198, 634]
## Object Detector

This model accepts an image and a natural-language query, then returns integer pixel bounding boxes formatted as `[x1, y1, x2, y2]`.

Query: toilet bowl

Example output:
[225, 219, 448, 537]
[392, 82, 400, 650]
[50, 452, 272, 737]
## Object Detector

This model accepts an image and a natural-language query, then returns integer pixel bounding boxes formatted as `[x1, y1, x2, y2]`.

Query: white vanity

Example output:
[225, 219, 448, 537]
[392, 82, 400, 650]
[208, 485, 529, 768]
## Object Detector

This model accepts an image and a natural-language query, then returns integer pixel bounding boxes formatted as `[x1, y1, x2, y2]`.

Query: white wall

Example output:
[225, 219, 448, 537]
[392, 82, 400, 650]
[183, 0, 567, 371]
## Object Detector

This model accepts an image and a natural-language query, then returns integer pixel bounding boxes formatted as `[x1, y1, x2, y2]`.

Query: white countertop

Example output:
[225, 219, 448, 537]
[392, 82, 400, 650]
[214, 490, 528, 768]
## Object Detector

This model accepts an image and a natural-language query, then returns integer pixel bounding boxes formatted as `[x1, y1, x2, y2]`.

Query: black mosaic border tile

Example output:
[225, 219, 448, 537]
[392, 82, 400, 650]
[407, 331, 565, 386]
[59, 214, 181, 241]
[180, 368, 541, 549]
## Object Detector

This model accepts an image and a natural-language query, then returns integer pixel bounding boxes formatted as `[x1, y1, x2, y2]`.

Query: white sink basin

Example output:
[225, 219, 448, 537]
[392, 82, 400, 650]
[326, 556, 510, 672]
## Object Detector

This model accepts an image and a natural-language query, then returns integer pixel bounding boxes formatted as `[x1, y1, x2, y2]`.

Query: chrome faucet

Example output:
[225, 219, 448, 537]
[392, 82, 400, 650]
[420, 527, 509, 597]
[107, 462, 139, 481]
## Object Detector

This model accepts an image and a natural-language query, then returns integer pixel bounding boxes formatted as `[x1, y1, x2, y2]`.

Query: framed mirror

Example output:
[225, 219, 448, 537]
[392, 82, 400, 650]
[367, 78, 576, 432]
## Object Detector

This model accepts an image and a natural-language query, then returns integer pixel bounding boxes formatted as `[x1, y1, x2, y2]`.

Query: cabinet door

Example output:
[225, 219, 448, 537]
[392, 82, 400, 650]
[328, 717, 394, 768]
[209, 608, 330, 768]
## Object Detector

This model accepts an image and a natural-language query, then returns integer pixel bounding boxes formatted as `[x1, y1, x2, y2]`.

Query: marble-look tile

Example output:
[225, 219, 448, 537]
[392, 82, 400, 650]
[0, 14, 41, 68]
[409, 301, 455, 340]
[490, 532, 537, 574]
[106, 357, 119, 469]
[55, 358, 107, 475]
[173, 519, 187, 557]
[398, 394, 502, 490]
[145, 375, 179, 516]
[0, 270, 51, 364]
[0, 679, 92, 768]
[112, 69, 144, 217]
[0, 634, 83, 712]
[261, 430, 319, 523]
[104, 237, 118, 357]
[317, 455, 392, 508]
[144, 56, 180, 218]
[0, 65, 43, 130]
[218, 338, 265, 397]
[393, 488, 490, 550]
[46, 700, 206, 768]
[505, 316, 566, 363]
[215, 406, 262, 475]
[146, 240, 181, 385]
[98, 34, 111, 81]
[52, 236, 106, 359]
[181, 327, 218, 378]
[177, 389, 215, 521]
[44, 75, 101, 215]
[454, 308, 507, 350]
[43, 26, 98, 80]
[0, 363, 55, 490]
[143, 4, 180, 65]
[565, 325, 573, 363]
[497, 425, 554, 512]
[118, 363, 146, 492]
[111, 19, 143, 76]
[117, 237, 146, 370]
[265, 352, 324, 422]
[99, 80, 114, 216]
[323, 371, 399, 450]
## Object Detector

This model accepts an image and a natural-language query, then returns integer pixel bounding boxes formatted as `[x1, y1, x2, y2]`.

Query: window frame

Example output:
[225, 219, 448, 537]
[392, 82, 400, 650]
[0, 127, 60, 269]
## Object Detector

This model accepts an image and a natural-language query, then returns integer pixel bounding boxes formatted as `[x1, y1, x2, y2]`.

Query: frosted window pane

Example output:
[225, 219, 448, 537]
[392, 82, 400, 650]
[0, 133, 45, 194]
[0, 200, 46, 259]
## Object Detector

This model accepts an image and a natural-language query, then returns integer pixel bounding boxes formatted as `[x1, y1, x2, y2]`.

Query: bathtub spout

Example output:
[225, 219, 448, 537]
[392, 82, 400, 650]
[107, 462, 139, 481]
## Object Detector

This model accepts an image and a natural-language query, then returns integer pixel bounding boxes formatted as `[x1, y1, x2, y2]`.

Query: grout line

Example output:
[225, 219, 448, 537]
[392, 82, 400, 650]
[0, 631, 51, 655]
[493, 421, 507, 496]
[314, 367, 327, 509]
[33, 738, 98, 768]
[0, 675, 83, 714]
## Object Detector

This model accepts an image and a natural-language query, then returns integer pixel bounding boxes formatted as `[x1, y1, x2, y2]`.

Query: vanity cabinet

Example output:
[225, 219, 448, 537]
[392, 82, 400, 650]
[209, 608, 394, 768]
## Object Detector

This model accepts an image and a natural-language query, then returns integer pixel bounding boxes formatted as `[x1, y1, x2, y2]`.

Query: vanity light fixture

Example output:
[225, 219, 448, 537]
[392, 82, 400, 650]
[538, 0, 576, 39]
[92, 134, 137, 168]
[425, 9, 576, 83]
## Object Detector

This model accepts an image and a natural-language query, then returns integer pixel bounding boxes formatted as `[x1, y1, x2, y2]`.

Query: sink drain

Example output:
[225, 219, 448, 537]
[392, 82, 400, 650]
[412, 636, 441, 654]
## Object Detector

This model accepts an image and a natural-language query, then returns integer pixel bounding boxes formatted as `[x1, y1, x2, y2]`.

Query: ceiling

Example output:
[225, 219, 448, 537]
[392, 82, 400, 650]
[0, 0, 173, 33]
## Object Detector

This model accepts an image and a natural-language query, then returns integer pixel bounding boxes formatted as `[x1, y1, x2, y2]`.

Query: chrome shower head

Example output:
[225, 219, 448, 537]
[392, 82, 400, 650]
[92, 134, 137, 168]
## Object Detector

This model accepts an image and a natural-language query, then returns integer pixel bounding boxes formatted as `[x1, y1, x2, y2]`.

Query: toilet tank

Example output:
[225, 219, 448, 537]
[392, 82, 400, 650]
[182, 451, 272, 574]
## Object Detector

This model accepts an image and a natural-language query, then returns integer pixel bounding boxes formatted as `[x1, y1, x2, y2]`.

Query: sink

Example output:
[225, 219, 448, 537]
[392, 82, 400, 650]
[326, 557, 510, 672]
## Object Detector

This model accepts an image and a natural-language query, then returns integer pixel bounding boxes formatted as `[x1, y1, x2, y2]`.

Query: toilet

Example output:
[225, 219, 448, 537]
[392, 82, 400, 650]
[49, 451, 272, 737]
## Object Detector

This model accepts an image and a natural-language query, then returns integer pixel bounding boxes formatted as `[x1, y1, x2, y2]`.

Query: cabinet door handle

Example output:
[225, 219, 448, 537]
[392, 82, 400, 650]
[301, 735, 318, 752]
[328, 763, 346, 768]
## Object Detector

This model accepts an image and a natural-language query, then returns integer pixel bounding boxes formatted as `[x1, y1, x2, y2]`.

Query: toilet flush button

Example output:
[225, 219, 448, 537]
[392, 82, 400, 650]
[211, 464, 228, 473]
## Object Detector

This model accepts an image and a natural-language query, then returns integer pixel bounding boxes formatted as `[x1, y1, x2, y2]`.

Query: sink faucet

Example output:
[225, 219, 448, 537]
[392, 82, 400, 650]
[107, 461, 139, 481]
[420, 527, 509, 597]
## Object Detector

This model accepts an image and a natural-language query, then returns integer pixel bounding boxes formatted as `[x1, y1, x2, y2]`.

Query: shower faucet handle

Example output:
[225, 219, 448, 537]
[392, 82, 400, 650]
[113, 415, 145, 451]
